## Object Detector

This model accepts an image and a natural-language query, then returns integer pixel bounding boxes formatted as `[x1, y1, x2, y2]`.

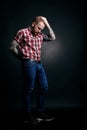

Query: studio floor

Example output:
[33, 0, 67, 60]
[0, 107, 86, 130]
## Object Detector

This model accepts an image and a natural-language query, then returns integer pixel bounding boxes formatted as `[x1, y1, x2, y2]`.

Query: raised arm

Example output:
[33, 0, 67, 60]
[39, 16, 56, 40]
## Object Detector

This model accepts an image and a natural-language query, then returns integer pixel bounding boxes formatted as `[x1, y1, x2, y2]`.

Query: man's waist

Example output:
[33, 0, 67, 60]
[22, 58, 41, 63]
[16, 46, 41, 62]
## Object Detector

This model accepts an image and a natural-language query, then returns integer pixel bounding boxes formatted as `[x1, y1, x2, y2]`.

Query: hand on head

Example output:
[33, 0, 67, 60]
[36, 16, 48, 25]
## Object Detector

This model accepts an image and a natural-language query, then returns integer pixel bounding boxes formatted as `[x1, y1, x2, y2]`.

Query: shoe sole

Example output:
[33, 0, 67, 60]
[24, 120, 40, 124]
[37, 117, 55, 122]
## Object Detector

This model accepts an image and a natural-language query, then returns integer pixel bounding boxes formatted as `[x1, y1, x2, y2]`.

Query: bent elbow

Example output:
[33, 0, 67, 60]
[52, 36, 56, 40]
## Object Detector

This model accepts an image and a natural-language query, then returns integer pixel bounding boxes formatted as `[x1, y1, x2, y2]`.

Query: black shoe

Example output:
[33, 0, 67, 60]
[24, 112, 40, 124]
[36, 113, 55, 122]
[24, 118, 39, 124]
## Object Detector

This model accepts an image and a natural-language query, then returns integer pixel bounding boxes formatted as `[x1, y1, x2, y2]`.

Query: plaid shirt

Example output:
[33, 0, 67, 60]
[14, 27, 52, 61]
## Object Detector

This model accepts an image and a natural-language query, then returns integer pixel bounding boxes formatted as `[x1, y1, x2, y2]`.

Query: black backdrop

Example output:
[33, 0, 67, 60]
[0, 0, 86, 111]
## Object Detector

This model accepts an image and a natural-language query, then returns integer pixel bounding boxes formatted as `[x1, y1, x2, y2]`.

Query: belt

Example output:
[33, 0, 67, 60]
[23, 59, 41, 63]
[30, 59, 41, 63]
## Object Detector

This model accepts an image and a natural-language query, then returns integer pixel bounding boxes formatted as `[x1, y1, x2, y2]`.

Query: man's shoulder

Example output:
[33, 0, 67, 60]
[15, 28, 30, 36]
[17, 28, 28, 32]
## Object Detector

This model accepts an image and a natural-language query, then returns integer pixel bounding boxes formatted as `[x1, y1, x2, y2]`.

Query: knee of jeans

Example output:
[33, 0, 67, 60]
[29, 87, 34, 93]
[42, 87, 48, 95]
[25, 87, 34, 94]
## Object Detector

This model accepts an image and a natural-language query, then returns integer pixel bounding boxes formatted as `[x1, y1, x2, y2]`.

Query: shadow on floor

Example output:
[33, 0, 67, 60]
[0, 107, 86, 130]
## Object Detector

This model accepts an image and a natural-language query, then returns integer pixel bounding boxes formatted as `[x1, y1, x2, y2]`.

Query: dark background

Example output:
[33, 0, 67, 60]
[0, 0, 86, 112]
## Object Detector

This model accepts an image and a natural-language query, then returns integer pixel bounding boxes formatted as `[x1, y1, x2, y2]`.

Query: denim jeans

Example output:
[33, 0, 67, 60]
[21, 59, 48, 113]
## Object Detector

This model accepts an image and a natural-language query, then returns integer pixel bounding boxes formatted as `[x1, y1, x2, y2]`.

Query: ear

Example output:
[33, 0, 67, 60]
[32, 22, 35, 27]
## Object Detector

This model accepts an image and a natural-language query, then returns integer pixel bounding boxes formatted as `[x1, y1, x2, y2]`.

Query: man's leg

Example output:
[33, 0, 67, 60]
[21, 60, 39, 124]
[36, 63, 55, 121]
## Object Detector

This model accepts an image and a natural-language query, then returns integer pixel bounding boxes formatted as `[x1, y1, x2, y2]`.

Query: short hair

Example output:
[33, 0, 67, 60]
[32, 16, 45, 25]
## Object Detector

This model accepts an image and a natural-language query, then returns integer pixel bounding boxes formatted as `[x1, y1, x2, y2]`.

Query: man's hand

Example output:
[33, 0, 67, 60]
[36, 16, 56, 40]
[39, 16, 48, 26]
[36, 16, 48, 26]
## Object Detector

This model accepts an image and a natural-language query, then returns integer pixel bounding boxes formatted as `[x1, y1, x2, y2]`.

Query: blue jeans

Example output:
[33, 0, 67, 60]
[21, 59, 48, 113]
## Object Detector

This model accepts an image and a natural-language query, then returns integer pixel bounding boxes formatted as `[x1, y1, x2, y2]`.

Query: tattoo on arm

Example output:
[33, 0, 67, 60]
[46, 25, 56, 40]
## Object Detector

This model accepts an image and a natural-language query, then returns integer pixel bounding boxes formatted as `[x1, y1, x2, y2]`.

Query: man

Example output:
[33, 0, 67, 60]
[10, 16, 56, 124]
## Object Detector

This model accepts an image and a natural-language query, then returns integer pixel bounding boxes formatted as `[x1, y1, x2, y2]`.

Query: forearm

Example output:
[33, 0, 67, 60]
[46, 22, 56, 40]
[10, 40, 19, 55]
[39, 16, 56, 40]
